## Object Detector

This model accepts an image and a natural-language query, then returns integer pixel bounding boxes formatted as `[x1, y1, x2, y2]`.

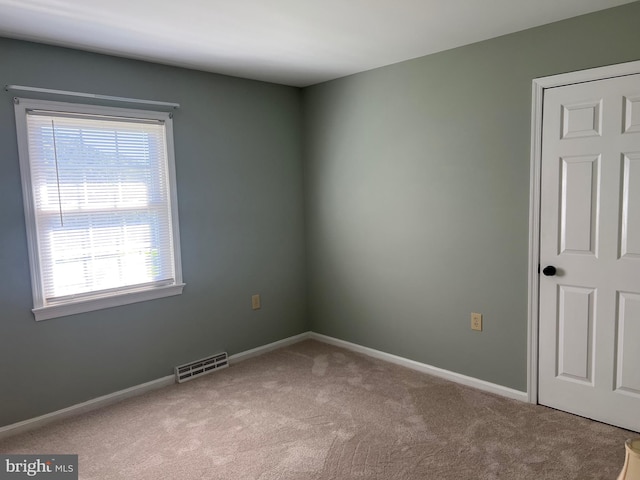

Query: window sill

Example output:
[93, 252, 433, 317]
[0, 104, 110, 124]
[32, 283, 185, 321]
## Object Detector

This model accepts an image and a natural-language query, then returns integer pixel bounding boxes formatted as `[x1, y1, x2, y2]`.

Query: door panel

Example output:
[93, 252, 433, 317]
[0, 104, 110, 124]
[539, 73, 640, 432]
[557, 285, 594, 384]
[560, 155, 599, 255]
[561, 100, 602, 139]
[616, 292, 640, 396]
[621, 153, 640, 257]
[624, 96, 640, 133]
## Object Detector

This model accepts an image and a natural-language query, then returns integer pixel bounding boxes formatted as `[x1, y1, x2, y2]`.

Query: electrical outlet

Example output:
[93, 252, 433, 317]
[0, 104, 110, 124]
[251, 294, 261, 310]
[471, 312, 482, 331]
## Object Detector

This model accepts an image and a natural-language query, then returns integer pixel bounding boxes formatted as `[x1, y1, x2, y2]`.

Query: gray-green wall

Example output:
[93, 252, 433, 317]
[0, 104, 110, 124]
[303, 2, 640, 391]
[0, 38, 307, 427]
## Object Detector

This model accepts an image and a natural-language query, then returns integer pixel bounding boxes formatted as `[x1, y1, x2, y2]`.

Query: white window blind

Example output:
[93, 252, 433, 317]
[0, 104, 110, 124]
[14, 99, 184, 320]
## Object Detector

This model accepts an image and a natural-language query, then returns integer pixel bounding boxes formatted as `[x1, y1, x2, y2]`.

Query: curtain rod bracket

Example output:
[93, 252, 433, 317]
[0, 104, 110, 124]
[5, 84, 180, 110]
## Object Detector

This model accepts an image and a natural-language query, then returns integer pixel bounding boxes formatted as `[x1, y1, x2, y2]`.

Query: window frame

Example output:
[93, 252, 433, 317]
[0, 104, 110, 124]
[14, 98, 185, 321]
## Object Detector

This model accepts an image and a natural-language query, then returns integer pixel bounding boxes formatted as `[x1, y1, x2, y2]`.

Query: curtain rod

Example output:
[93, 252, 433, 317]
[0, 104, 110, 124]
[5, 85, 180, 110]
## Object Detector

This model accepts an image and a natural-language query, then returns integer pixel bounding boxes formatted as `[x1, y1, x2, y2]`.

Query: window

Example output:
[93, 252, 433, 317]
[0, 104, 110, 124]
[14, 98, 184, 320]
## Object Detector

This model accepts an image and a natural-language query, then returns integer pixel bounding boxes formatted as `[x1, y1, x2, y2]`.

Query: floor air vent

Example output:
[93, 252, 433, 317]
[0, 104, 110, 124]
[175, 352, 229, 383]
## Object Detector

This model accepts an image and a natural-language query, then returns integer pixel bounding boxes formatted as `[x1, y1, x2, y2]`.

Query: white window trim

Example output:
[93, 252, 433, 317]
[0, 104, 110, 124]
[14, 98, 185, 321]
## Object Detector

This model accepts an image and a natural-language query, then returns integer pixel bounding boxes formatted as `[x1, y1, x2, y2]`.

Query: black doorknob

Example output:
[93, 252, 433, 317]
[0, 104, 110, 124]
[542, 266, 557, 276]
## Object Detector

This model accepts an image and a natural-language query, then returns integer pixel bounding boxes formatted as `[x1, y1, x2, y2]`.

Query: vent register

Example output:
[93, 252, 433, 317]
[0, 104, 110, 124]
[175, 352, 228, 383]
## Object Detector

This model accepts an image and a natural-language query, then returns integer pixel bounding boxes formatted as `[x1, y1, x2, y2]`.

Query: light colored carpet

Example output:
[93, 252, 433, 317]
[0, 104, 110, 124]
[0, 339, 633, 479]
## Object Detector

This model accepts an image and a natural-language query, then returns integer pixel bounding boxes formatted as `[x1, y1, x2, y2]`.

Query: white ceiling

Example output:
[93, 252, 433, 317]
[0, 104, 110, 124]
[0, 0, 636, 87]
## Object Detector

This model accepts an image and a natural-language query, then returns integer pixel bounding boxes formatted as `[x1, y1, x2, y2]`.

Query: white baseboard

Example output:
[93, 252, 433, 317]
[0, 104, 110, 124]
[0, 330, 527, 441]
[0, 331, 312, 440]
[0, 332, 312, 440]
[0, 375, 175, 441]
[309, 332, 528, 402]
[229, 331, 311, 363]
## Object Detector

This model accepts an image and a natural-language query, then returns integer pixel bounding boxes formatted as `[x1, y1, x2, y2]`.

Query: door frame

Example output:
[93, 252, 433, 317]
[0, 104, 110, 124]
[527, 59, 640, 404]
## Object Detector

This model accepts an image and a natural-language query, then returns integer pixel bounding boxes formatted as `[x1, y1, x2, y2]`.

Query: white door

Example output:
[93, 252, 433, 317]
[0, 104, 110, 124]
[538, 73, 640, 432]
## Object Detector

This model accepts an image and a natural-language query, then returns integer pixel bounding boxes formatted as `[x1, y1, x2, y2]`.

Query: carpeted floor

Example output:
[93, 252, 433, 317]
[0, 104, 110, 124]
[0, 340, 634, 479]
